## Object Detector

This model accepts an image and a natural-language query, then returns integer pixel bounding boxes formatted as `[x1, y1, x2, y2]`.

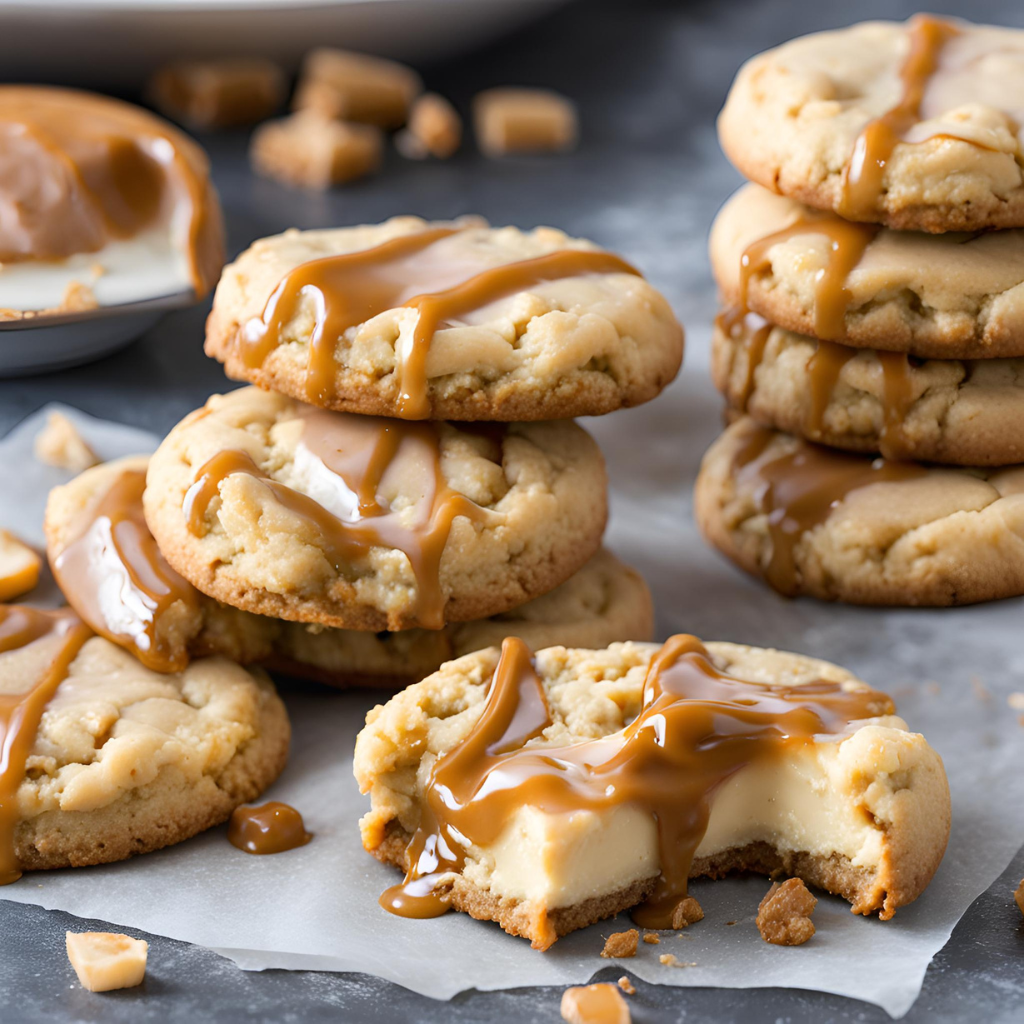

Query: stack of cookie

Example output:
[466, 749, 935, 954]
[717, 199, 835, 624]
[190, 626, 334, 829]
[696, 14, 1024, 606]
[46, 215, 684, 692]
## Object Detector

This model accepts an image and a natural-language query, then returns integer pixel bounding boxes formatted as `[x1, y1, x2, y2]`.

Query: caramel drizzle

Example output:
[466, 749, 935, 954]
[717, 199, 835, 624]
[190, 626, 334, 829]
[381, 634, 893, 933]
[51, 467, 199, 673]
[183, 410, 495, 630]
[732, 424, 926, 596]
[804, 340, 855, 439]
[0, 86, 222, 295]
[716, 308, 771, 410]
[228, 801, 312, 855]
[1, 606, 92, 885]
[233, 226, 641, 418]
[841, 16, 961, 220]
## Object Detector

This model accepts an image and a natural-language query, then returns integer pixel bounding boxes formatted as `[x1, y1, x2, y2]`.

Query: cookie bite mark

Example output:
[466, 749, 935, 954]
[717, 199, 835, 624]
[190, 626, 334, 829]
[49, 461, 201, 672]
[372, 634, 897, 946]
[1, 606, 92, 885]
[841, 15, 960, 221]
[231, 224, 641, 418]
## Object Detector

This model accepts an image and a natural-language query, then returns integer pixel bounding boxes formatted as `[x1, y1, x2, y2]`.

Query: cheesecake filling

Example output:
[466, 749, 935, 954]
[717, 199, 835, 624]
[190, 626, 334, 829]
[379, 633, 895, 928]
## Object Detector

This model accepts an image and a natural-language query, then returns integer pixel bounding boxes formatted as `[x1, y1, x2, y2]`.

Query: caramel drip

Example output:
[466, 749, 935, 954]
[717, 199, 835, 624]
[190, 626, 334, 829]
[0, 85, 223, 295]
[228, 801, 312, 855]
[732, 425, 927, 596]
[234, 226, 640, 418]
[51, 467, 200, 673]
[716, 308, 771, 410]
[0, 606, 92, 885]
[739, 217, 877, 341]
[183, 411, 495, 629]
[841, 16, 960, 220]
[804, 340, 855, 438]
[381, 634, 893, 929]
[877, 350, 916, 459]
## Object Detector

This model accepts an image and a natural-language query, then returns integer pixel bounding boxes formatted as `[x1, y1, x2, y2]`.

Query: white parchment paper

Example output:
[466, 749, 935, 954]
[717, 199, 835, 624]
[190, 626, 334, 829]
[2, 399, 1023, 1019]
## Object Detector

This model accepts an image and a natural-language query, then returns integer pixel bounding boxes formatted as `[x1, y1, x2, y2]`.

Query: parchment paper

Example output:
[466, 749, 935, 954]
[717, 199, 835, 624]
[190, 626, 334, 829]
[2, 400, 1023, 1020]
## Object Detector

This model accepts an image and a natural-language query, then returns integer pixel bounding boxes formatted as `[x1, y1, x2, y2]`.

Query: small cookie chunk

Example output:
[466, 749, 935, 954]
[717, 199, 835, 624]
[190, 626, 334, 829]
[143, 387, 608, 632]
[66, 932, 148, 992]
[250, 113, 382, 190]
[0, 530, 41, 602]
[293, 48, 422, 128]
[696, 416, 1024, 606]
[11, 635, 289, 871]
[719, 18, 1024, 232]
[34, 411, 98, 472]
[149, 58, 284, 129]
[204, 217, 683, 421]
[710, 184, 1024, 359]
[474, 88, 578, 156]
[561, 984, 631, 1024]
[670, 896, 703, 929]
[356, 638, 949, 948]
[601, 928, 638, 958]
[395, 93, 462, 159]
[756, 879, 817, 946]
[711, 313, 1024, 465]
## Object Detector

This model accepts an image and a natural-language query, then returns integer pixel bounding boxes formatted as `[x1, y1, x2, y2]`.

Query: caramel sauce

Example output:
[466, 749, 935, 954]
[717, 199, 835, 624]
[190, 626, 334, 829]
[51, 467, 200, 673]
[732, 424, 926, 596]
[0, 606, 92, 885]
[804, 340, 855, 438]
[716, 308, 771, 410]
[381, 634, 893, 931]
[0, 86, 223, 295]
[877, 350, 916, 459]
[232, 226, 640, 418]
[228, 801, 312, 855]
[841, 16, 961, 220]
[183, 409, 496, 629]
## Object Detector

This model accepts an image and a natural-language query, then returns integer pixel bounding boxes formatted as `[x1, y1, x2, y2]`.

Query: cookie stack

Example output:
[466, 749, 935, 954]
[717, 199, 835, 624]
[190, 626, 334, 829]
[696, 14, 1024, 607]
[47, 216, 684, 691]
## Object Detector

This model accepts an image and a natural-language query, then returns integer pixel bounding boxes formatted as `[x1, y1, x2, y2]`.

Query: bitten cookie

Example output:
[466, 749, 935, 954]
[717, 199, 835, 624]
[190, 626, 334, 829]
[6, 624, 289, 873]
[718, 17, 1024, 232]
[356, 637, 949, 948]
[695, 416, 1024, 606]
[204, 216, 683, 420]
[143, 387, 608, 632]
[45, 455, 651, 685]
[711, 314, 1024, 465]
[710, 184, 1024, 358]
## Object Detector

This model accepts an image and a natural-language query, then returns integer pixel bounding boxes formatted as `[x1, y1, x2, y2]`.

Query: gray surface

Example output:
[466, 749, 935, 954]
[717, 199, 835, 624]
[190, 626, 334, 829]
[2, 1, 1024, 1020]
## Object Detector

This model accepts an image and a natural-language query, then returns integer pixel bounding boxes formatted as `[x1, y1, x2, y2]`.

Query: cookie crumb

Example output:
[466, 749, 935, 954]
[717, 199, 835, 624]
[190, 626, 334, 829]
[600, 928, 638, 958]
[1015, 879, 1024, 916]
[473, 87, 578, 157]
[617, 976, 635, 995]
[560, 983, 630, 1024]
[0, 530, 41, 602]
[725, 920, 737, 926]
[1008, 692, 1024, 711]
[396, 93, 462, 160]
[757, 878, 817, 946]
[670, 896, 704, 929]
[658, 953, 697, 968]
[294, 48, 421, 128]
[66, 932, 148, 992]
[60, 281, 98, 312]
[250, 113, 382, 190]
[149, 58, 284, 128]
[642, 932, 660, 944]
[34, 411, 98, 472]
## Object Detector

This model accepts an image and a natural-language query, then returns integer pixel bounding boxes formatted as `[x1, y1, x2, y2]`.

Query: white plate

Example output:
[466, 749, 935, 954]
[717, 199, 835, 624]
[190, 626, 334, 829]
[0, 0, 564, 88]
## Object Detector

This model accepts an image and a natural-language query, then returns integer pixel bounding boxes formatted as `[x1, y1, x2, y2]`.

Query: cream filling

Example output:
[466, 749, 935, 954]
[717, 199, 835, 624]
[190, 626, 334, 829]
[458, 719, 907, 910]
[0, 225, 192, 313]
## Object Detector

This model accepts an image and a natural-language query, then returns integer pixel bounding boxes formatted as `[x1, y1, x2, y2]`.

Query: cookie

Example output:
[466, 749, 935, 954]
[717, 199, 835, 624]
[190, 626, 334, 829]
[710, 183, 1024, 359]
[711, 313, 1024, 465]
[718, 17, 1024, 232]
[695, 416, 1024, 605]
[355, 636, 949, 948]
[143, 387, 608, 632]
[1, 606, 289, 877]
[204, 217, 683, 420]
[46, 455, 651, 685]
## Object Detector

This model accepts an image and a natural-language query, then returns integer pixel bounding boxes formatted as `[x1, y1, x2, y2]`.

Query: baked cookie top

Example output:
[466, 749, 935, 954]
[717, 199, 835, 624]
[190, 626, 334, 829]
[710, 184, 1024, 358]
[356, 636, 949, 945]
[719, 16, 1024, 232]
[204, 216, 683, 420]
[1, 606, 288, 876]
[144, 387, 608, 632]
[712, 314, 1024, 466]
[696, 416, 1024, 606]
